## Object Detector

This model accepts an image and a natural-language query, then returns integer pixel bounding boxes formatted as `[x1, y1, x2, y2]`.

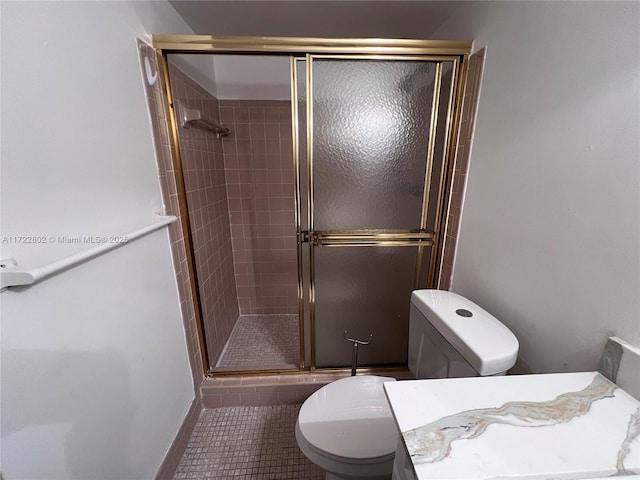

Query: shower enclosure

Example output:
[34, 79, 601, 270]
[154, 37, 471, 375]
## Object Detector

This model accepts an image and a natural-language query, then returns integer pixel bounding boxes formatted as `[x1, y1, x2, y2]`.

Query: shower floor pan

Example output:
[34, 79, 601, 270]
[216, 314, 300, 370]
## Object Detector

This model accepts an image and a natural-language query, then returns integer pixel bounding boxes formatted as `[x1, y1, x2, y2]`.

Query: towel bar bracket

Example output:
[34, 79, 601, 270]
[1, 258, 18, 269]
[1, 258, 31, 292]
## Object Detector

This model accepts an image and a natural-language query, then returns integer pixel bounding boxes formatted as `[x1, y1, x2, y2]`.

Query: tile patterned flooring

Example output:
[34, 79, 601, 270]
[216, 315, 300, 369]
[173, 405, 323, 479]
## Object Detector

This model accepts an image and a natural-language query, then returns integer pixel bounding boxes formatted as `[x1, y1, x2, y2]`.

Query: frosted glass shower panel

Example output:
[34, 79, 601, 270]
[313, 59, 436, 230]
[297, 59, 309, 228]
[314, 246, 418, 367]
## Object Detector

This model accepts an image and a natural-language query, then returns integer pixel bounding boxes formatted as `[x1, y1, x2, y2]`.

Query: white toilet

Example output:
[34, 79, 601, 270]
[296, 289, 519, 480]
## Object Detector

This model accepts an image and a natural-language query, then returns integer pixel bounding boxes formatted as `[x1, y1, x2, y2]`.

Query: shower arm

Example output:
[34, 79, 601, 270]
[344, 331, 373, 376]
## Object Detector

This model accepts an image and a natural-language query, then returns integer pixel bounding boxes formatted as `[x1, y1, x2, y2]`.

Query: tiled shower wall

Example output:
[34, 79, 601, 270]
[168, 65, 240, 365]
[219, 100, 298, 315]
[440, 48, 487, 289]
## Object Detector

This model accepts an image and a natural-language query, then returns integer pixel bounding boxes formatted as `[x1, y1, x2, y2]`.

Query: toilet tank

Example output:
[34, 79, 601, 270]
[408, 290, 519, 378]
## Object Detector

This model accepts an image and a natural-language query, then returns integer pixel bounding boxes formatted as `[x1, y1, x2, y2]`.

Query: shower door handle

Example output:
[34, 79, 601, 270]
[310, 231, 434, 247]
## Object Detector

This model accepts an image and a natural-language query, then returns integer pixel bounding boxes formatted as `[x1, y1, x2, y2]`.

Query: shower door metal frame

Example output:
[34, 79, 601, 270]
[151, 35, 471, 376]
[305, 54, 459, 370]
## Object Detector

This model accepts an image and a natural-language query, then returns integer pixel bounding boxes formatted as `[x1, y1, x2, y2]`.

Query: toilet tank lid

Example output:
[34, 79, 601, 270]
[411, 290, 519, 376]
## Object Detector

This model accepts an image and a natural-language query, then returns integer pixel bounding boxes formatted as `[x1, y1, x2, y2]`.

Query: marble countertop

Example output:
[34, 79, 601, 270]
[384, 372, 640, 480]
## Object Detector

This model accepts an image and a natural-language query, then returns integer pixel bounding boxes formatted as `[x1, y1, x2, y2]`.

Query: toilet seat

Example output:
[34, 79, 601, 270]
[296, 375, 398, 476]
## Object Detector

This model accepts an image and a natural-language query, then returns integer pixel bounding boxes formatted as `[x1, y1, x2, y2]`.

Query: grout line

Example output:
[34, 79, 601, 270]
[172, 404, 323, 479]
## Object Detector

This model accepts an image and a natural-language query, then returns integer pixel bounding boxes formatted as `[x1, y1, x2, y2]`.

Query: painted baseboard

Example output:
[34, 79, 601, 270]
[154, 396, 202, 480]
[508, 357, 534, 375]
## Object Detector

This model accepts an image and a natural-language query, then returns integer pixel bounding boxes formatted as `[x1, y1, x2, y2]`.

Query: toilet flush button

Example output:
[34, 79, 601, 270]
[456, 309, 473, 318]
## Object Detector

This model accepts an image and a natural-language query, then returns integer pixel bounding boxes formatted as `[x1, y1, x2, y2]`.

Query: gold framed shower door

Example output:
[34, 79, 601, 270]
[152, 35, 471, 376]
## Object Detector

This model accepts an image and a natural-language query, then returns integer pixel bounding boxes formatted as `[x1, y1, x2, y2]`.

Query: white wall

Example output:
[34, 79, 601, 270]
[431, 2, 640, 373]
[171, 53, 218, 97]
[212, 55, 291, 100]
[168, 54, 291, 100]
[0, 2, 197, 479]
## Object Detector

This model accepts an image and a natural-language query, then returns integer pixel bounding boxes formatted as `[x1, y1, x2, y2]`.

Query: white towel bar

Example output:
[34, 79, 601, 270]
[0, 215, 177, 291]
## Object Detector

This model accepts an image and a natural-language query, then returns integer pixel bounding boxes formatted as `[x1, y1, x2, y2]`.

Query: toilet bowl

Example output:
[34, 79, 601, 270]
[296, 289, 519, 480]
[295, 375, 398, 480]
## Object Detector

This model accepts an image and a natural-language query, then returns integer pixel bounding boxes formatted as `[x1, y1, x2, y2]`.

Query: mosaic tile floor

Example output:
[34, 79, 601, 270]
[217, 315, 299, 368]
[173, 405, 323, 479]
